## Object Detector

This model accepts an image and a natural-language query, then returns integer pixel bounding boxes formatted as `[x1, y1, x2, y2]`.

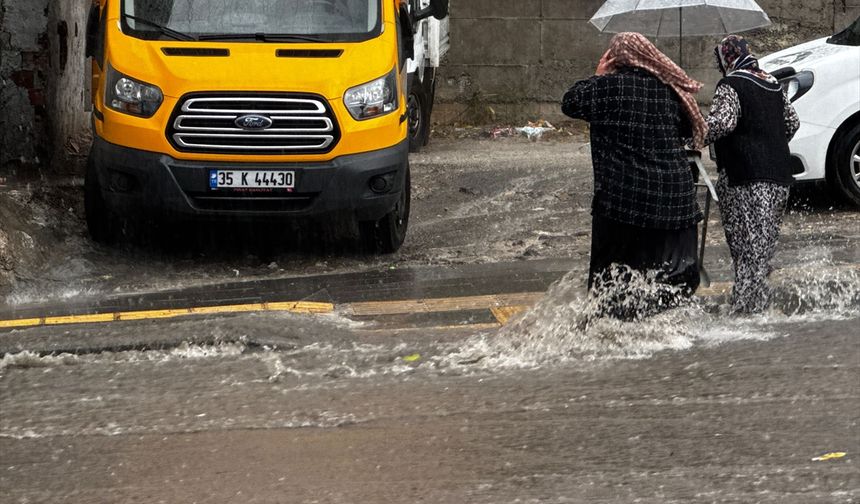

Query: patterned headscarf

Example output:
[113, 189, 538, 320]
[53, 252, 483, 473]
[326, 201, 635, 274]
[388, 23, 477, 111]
[605, 32, 708, 149]
[715, 35, 770, 80]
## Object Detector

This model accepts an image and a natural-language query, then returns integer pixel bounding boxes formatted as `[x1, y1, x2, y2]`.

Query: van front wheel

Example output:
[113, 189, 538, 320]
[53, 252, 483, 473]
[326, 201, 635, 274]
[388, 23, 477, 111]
[84, 155, 118, 244]
[359, 167, 411, 254]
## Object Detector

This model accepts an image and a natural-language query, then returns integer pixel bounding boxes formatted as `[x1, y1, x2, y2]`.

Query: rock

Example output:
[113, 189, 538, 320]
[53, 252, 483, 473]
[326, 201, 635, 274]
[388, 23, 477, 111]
[521, 245, 541, 258]
[459, 187, 479, 196]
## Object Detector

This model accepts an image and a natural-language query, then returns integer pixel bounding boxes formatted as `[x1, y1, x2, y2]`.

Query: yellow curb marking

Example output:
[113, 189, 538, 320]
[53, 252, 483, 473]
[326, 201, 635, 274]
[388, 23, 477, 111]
[490, 306, 530, 326]
[117, 309, 195, 322]
[345, 293, 546, 317]
[2, 266, 849, 332]
[0, 318, 44, 329]
[696, 282, 733, 297]
[0, 301, 334, 330]
[0, 286, 732, 331]
[44, 313, 117, 325]
[266, 302, 333, 314]
[181, 305, 259, 316]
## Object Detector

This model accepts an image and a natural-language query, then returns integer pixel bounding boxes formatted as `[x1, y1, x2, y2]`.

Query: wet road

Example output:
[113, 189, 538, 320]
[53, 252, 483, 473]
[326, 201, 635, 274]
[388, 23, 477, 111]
[1, 137, 859, 503]
[1, 313, 858, 503]
[1, 257, 859, 503]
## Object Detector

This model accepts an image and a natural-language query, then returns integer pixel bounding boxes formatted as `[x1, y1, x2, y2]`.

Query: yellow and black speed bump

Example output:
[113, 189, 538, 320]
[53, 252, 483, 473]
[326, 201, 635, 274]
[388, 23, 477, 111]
[0, 260, 577, 333]
[0, 259, 747, 333]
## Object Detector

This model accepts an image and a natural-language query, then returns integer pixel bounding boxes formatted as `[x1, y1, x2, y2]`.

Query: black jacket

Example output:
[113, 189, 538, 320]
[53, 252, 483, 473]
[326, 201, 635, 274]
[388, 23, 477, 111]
[714, 74, 795, 187]
[562, 67, 702, 230]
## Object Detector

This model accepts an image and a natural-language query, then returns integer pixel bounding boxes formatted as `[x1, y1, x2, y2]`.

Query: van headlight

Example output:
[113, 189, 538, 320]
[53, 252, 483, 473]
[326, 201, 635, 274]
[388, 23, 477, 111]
[344, 69, 399, 120]
[780, 70, 814, 103]
[106, 63, 163, 118]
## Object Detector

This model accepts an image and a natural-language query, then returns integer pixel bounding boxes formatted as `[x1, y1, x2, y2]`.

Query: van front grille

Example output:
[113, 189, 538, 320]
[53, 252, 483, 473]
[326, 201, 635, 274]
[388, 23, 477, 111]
[167, 93, 339, 155]
[188, 194, 317, 212]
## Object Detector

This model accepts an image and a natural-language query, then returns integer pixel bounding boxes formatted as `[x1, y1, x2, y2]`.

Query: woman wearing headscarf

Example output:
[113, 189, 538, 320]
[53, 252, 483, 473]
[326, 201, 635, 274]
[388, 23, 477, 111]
[705, 35, 800, 314]
[561, 32, 707, 316]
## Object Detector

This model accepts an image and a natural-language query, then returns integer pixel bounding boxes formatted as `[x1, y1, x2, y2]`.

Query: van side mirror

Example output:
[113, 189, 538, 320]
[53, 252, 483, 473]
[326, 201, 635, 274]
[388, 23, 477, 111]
[429, 0, 449, 19]
[398, 4, 415, 68]
[414, 0, 448, 22]
[85, 4, 100, 59]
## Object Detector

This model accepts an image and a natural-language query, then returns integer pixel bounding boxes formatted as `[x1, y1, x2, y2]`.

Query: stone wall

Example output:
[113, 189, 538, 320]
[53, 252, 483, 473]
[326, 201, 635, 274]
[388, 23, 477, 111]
[1, 0, 90, 175]
[435, 0, 860, 123]
[1, 0, 49, 170]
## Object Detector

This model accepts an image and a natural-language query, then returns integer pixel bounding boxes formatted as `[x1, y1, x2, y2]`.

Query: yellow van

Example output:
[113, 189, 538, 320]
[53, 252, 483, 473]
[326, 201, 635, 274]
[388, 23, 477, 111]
[84, 0, 448, 252]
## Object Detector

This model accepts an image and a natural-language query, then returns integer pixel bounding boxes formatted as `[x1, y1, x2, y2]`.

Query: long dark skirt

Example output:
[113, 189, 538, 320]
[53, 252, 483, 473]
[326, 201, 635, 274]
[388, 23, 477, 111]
[588, 214, 700, 319]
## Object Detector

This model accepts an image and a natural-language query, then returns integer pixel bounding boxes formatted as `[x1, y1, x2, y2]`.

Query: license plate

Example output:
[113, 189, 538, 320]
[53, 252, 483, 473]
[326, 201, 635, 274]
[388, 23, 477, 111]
[209, 170, 295, 189]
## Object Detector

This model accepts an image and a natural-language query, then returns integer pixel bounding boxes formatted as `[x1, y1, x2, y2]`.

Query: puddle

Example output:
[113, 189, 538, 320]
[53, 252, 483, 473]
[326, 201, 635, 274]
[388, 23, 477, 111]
[2, 264, 857, 382]
[1, 264, 857, 443]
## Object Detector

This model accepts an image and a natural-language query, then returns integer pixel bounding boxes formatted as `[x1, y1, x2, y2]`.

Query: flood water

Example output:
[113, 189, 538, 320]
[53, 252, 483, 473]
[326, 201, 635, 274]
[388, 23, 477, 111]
[1, 266, 858, 503]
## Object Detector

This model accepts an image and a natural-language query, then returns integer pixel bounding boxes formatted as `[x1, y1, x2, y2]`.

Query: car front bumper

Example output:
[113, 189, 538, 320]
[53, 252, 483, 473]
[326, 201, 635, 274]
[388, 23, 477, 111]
[90, 137, 408, 222]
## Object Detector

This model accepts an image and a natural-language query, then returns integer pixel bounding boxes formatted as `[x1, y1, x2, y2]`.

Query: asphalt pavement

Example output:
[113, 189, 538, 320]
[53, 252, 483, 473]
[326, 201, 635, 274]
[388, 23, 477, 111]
[1, 137, 858, 503]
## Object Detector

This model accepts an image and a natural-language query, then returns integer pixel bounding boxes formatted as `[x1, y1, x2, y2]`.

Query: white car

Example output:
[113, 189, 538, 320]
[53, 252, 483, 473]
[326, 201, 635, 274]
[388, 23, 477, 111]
[759, 16, 860, 206]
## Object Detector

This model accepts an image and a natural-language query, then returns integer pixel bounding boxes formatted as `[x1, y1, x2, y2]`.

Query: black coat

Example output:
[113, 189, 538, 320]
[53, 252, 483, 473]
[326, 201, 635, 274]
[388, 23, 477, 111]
[714, 74, 795, 187]
[562, 67, 702, 230]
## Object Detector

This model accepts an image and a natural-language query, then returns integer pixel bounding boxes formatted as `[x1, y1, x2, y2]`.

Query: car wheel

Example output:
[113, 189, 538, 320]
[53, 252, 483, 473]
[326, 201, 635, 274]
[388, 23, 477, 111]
[359, 167, 411, 254]
[84, 154, 118, 244]
[832, 122, 860, 207]
[407, 73, 431, 153]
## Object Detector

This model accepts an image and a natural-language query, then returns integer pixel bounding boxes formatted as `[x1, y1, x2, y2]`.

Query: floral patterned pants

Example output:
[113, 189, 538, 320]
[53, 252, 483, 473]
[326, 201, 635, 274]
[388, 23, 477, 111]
[716, 176, 791, 314]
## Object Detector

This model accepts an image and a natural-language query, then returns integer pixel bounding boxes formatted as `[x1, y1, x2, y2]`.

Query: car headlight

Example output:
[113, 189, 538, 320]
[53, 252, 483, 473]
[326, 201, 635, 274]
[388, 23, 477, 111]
[105, 63, 163, 118]
[344, 69, 399, 120]
[779, 70, 814, 103]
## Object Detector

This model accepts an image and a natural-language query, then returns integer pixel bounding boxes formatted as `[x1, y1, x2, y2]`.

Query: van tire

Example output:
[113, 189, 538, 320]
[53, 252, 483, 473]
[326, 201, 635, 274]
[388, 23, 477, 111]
[359, 167, 411, 254]
[84, 154, 118, 244]
[831, 122, 860, 207]
[407, 73, 431, 153]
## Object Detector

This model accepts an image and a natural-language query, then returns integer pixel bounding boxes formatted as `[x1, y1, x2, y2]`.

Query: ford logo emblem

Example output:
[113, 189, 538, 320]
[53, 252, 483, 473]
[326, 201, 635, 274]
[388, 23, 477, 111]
[235, 114, 273, 130]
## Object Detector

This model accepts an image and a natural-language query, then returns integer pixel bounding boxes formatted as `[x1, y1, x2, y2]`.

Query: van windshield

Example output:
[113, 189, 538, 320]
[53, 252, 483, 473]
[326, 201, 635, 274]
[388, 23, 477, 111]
[121, 0, 382, 42]
[828, 16, 860, 46]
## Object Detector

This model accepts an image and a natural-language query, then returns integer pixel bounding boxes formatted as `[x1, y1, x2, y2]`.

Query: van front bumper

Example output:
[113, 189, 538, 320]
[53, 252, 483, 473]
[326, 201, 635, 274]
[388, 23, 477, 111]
[90, 137, 408, 222]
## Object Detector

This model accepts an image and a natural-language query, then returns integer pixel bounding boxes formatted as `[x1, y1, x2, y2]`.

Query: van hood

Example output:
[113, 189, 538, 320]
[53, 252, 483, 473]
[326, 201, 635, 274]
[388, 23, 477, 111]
[760, 36, 856, 72]
[107, 24, 397, 101]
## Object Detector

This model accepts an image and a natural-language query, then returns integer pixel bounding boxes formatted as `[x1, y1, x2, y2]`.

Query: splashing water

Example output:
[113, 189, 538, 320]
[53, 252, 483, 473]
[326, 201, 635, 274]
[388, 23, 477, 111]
[772, 266, 860, 318]
[2, 267, 856, 380]
[0, 351, 81, 376]
[441, 264, 860, 370]
[443, 268, 709, 369]
[0, 341, 247, 377]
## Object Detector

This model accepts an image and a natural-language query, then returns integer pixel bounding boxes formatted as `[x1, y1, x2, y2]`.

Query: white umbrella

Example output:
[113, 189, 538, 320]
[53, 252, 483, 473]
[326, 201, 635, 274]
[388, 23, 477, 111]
[590, 0, 771, 37]
[590, 0, 772, 65]
[589, 0, 771, 286]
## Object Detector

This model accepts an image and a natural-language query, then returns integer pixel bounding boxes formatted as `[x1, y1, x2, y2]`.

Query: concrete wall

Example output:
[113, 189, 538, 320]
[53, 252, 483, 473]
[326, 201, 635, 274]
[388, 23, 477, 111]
[435, 0, 860, 123]
[45, 0, 93, 171]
